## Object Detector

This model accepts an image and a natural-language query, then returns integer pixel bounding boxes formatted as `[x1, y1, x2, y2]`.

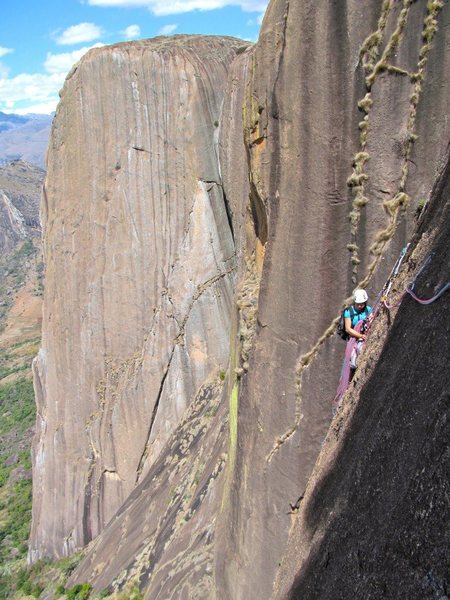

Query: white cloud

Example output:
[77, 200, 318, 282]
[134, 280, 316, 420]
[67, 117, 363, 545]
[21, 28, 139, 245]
[0, 72, 64, 113]
[257, 11, 264, 25]
[55, 22, 104, 45]
[122, 24, 141, 39]
[44, 44, 104, 74]
[0, 47, 14, 58]
[0, 44, 104, 115]
[87, 0, 268, 16]
[0, 63, 10, 79]
[12, 101, 58, 115]
[158, 24, 178, 35]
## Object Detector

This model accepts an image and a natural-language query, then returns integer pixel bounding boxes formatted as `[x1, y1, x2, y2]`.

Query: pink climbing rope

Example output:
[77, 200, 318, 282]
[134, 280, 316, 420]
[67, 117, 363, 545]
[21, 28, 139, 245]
[405, 280, 450, 304]
[404, 253, 450, 305]
[381, 292, 405, 311]
[332, 320, 364, 414]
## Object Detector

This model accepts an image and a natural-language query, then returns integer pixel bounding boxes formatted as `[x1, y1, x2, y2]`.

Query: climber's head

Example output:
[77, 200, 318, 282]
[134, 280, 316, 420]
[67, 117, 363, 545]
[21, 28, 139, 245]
[353, 288, 368, 311]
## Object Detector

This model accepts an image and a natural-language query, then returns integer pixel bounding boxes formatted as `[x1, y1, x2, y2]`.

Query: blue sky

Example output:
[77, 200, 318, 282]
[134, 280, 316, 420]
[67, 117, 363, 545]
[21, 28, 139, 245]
[0, 0, 268, 115]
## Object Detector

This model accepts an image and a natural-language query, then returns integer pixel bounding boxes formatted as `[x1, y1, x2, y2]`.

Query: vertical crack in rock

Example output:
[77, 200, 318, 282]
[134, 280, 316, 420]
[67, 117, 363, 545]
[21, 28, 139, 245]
[248, 180, 268, 246]
[237, 1, 292, 372]
[201, 176, 236, 246]
[134, 348, 175, 484]
[235, 253, 260, 376]
[135, 264, 235, 485]
[82, 454, 95, 547]
[221, 186, 235, 245]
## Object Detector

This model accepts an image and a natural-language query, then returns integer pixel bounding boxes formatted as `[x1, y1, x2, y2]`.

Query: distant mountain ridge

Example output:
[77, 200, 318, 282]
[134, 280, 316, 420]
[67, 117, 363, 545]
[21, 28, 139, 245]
[0, 112, 52, 168]
[0, 157, 43, 341]
[0, 112, 28, 131]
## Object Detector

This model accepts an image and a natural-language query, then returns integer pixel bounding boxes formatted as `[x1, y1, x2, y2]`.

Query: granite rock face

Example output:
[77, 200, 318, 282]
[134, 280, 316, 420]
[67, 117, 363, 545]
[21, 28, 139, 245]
[66, 48, 256, 597]
[216, 1, 449, 598]
[70, 376, 230, 598]
[31, 0, 449, 597]
[272, 145, 450, 600]
[30, 35, 245, 560]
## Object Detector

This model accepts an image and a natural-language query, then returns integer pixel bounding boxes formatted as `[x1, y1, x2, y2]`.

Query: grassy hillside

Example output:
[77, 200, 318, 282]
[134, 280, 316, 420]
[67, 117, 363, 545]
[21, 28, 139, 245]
[0, 332, 36, 597]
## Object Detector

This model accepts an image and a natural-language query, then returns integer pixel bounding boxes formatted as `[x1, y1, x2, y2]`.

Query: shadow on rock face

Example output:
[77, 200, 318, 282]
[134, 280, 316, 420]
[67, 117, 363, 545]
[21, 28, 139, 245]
[287, 150, 450, 600]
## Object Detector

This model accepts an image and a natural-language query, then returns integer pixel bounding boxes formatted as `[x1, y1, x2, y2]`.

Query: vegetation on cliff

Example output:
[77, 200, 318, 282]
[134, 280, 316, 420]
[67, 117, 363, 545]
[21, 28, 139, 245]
[0, 369, 35, 596]
[0, 160, 44, 597]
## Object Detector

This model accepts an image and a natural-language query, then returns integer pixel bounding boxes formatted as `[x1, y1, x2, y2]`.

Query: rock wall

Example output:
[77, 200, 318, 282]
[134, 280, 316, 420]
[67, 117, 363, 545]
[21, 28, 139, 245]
[216, 1, 449, 598]
[70, 377, 230, 598]
[66, 48, 255, 598]
[272, 144, 450, 600]
[30, 35, 246, 560]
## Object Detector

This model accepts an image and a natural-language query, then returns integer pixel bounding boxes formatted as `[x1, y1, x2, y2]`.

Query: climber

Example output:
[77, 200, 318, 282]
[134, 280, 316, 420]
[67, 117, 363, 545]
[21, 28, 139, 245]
[344, 288, 372, 376]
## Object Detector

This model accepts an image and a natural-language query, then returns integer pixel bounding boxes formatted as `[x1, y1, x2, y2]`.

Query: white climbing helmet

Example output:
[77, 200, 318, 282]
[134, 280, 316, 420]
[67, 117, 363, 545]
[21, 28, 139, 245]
[354, 288, 368, 303]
